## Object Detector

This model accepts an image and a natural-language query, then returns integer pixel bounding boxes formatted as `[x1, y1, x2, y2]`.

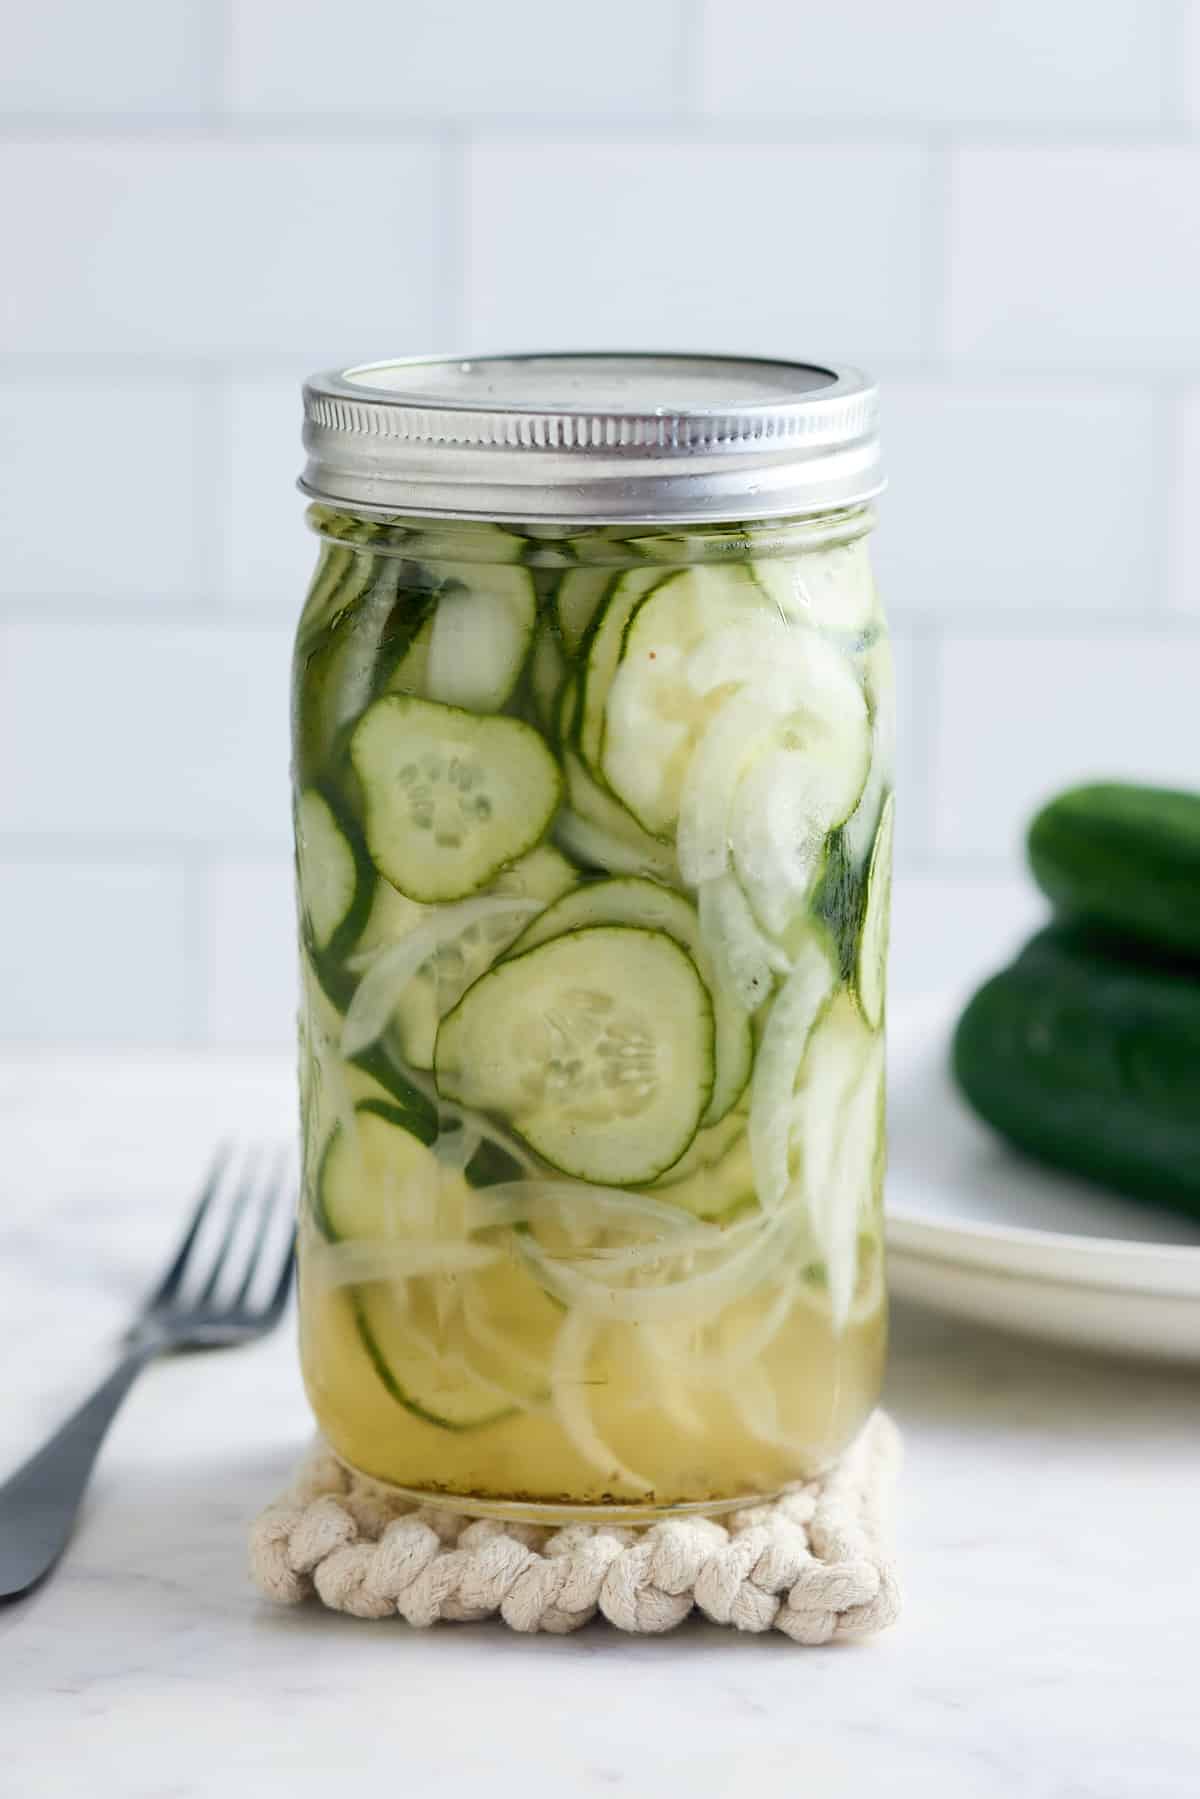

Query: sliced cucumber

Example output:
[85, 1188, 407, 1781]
[578, 567, 673, 772]
[423, 565, 537, 713]
[787, 992, 883, 1328]
[856, 793, 893, 1029]
[350, 695, 562, 904]
[343, 893, 543, 1066]
[505, 874, 689, 957]
[600, 565, 770, 836]
[554, 567, 616, 657]
[297, 555, 430, 780]
[558, 750, 679, 884]
[317, 1099, 442, 1240]
[750, 538, 878, 635]
[295, 788, 365, 955]
[458, 1255, 559, 1406]
[301, 941, 440, 1135]
[651, 1118, 755, 1220]
[354, 1285, 518, 1431]
[397, 520, 527, 568]
[345, 845, 576, 1070]
[354, 876, 426, 961]
[492, 844, 576, 905]
[808, 830, 865, 986]
[384, 614, 433, 696]
[507, 877, 751, 1125]
[435, 925, 715, 1186]
[297, 539, 355, 646]
[529, 624, 567, 737]
[843, 635, 895, 868]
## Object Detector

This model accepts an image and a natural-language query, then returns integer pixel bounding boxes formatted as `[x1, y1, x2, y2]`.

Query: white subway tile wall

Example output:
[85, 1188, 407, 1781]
[0, 0, 1196, 1044]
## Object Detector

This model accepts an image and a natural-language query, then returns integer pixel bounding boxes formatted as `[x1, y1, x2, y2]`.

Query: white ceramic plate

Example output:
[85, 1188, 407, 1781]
[885, 999, 1200, 1363]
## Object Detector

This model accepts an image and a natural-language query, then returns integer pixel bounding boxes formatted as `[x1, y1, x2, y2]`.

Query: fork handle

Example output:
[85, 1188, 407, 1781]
[0, 1347, 154, 1602]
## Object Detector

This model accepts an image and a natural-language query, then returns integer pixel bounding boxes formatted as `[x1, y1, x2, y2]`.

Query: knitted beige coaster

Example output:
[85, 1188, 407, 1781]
[250, 1411, 901, 1643]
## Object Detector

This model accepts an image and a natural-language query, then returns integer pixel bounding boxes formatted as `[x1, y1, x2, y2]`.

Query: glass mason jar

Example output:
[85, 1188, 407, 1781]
[292, 354, 891, 1522]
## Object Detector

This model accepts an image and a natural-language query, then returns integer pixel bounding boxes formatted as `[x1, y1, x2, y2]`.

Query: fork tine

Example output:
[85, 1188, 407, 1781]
[193, 1146, 263, 1306]
[146, 1144, 232, 1308]
[231, 1152, 289, 1308]
[264, 1233, 297, 1323]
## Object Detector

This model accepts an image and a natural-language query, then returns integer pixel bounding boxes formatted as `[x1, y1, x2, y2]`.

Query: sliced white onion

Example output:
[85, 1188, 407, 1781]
[460, 1285, 550, 1395]
[652, 1277, 797, 1379]
[306, 1238, 501, 1289]
[436, 1117, 482, 1173]
[735, 1363, 790, 1450]
[843, 638, 896, 868]
[550, 1311, 652, 1493]
[730, 750, 831, 938]
[641, 1349, 707, 1440]
[749, 939, 835, 1212]
[521, 1217, 781, 1325]
[340, 895, 540, 1059]
[698, 874, 790, 1014]
[677, 687, 779, 886]
[470, 1180, 715, 1239]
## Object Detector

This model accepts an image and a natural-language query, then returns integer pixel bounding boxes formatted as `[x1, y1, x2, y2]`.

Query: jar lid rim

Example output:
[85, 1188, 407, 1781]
[300, 351, 883, 524]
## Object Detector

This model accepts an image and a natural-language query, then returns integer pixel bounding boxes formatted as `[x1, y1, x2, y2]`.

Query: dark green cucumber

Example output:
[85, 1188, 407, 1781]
[1028, 783, 1200, 961]
[953, 924, 1200, 1219]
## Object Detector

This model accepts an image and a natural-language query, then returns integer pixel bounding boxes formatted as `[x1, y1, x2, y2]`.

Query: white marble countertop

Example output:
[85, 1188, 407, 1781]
[1, 1053, 1197, 1799]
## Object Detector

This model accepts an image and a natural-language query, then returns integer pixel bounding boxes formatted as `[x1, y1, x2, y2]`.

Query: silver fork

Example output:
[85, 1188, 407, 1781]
[0, 1144, 296, 1602]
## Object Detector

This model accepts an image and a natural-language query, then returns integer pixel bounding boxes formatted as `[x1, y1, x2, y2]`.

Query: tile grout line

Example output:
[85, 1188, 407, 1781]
[191, 369, 232, 610]
[1147, 380, 1183, 614]
[0, 116, 1197, 148]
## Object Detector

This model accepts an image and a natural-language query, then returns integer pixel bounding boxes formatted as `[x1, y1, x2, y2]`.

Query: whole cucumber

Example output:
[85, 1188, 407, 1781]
[1028, 782, 1200, 960]
[953, 924, 1200, 1220]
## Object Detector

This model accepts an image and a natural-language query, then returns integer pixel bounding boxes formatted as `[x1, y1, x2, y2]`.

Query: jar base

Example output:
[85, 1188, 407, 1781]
[330, 1450, 812, 1527]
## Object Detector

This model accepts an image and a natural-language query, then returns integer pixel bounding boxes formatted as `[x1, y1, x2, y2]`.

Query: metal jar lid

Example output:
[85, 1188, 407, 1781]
[300, 352, 881, 525]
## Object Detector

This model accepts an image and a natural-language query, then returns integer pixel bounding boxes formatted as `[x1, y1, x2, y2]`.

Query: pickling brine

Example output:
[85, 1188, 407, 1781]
[292, 354, 891, 1521]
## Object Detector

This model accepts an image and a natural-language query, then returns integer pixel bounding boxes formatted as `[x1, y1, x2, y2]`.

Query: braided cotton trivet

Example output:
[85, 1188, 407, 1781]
[249, 1411, 900, 1642]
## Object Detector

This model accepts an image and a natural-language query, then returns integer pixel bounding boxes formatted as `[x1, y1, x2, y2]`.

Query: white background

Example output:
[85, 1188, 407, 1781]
[2, 0, 1198, 1047]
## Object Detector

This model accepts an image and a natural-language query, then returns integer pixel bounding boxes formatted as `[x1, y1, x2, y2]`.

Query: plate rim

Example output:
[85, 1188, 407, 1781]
[886, 1204, 1200, 1299]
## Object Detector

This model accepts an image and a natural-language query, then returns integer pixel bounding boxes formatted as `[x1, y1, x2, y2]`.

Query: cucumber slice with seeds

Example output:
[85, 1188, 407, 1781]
[435, 925, 714, 1186]
[350, 695, 562, 904]
[508, 876, 751, 1125]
